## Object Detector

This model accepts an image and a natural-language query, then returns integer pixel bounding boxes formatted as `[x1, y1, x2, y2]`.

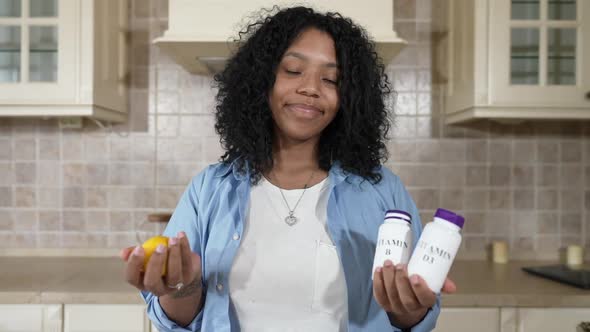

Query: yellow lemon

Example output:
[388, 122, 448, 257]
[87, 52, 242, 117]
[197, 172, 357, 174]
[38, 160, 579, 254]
[141, 235, 169, 276]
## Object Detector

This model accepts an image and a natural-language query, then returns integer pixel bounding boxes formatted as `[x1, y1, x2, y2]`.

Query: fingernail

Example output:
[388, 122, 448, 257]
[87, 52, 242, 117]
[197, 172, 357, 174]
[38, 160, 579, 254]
[395, 264, 404, 271]
[156, 244, 166, 254]
[132, 246, 143, 256]
[169, 237, 178, 246]
[410, 275, 420, 285]
[375, 267, 382, 273]
[383, 260, 393, 267]
[178, 231, 185, 238]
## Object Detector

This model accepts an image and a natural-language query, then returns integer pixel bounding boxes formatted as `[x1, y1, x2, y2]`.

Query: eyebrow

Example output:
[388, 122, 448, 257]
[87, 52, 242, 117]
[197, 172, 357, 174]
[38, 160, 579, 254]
[283, 51, 338, 68]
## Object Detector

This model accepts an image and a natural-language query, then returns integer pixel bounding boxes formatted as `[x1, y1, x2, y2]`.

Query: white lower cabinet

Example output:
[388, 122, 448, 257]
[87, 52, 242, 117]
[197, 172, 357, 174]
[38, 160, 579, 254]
[515, 308, 590, 332]
[0, 304, 62, 332]
[63, 304, 151, 332]
[434, 308, 500, 332]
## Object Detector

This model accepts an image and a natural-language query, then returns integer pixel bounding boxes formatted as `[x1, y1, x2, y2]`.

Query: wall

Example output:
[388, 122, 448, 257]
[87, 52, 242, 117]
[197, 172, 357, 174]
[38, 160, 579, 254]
[0, 0, 587, 260]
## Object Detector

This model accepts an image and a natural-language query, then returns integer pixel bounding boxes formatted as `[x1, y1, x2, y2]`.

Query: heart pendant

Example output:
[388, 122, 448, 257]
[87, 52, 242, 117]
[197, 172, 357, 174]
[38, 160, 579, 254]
[285, 215, 298, 226]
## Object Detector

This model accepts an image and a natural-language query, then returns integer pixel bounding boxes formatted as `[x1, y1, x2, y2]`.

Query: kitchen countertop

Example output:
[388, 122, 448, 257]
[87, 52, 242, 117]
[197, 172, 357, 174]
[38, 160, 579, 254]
[0, 257, 588, 306]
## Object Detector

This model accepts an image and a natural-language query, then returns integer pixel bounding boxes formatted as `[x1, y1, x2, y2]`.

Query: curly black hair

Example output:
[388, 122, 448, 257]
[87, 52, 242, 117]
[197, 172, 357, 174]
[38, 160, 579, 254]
[213, 6, 392, 184]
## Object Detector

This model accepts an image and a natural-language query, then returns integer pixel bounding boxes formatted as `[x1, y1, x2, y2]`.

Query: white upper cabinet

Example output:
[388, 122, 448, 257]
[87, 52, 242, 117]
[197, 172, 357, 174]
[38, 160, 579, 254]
[154, 0, 406, 74]
[442, 0, 590, 124]
[0, 0, 129, 122]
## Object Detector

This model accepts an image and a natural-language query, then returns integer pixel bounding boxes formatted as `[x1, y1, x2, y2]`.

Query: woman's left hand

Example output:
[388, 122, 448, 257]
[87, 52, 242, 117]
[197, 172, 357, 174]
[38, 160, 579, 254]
[373, 260, 457, 329]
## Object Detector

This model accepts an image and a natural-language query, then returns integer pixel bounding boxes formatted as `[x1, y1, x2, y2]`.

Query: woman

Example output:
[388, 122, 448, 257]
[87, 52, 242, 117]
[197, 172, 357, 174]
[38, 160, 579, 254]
[121, 6, 456, 332]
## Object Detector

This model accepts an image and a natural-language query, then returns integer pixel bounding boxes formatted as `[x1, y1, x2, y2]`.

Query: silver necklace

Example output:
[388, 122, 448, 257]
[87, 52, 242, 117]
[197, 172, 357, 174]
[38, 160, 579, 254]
[274, 169, 316, 226]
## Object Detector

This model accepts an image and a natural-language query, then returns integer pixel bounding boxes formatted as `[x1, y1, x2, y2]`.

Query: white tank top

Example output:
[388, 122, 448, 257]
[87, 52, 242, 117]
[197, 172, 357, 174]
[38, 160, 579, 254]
[228, 176, 348, 331]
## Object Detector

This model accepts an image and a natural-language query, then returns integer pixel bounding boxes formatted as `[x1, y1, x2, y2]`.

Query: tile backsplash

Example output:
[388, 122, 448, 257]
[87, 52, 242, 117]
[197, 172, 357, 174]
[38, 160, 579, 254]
[0, 0, 588, 260]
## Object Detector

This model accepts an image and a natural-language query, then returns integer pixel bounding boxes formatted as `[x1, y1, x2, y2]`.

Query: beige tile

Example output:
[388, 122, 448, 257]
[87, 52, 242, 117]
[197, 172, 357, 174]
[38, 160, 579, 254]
[463, 189, 488, 210]
[560, 235, 582, 247]
[394, 92, 417, 115]
[416, 93, 431, 115]
[63, 210, 86, 231]
[440, 140, 465, 162]
[15, 186, 35, 207]
[86, 163, 108, 185]
[466, 166, 487, 186]
[538, 212, 558, 234]
[512, 141, 536, 162]
[410, 189, 439, 210]
[86, 210, 109, 232]
[489, 142, 512, 163]
[440, 165, 465, 187]
[109, 163, 132, 185]
[131, 137, 155, 161]
[110, 137, 132, 160]
[392, 116, 418, 138]
[14, 210, 39, 233]
[173, 139, 203, 162]
[203, 137, 225, 163]
[39, 210, 61, 231]
[466, 140, 488, 162]
[513, 190, 535, 210]
[108, 233, 137, 248]
[560, 165, 582, 188]
[157, 67, 180, 91]
[0, 163, 14, 185]
[560, 141, 582, 162]
[14, 138, 36, 160]
[391, 68, 417, 92]
[62, 233, 89, 248]
[110, 212, 134, 231]
[0, 211, 14, 230]
[15, 162, 36, 184]
[38, 232, 61, 248]
[63, 187, 85, 208]
[440, 189, 463, 210]
[561, 189, 582, 211]
[0, 187, 12, 206]
[0, 138, 12, 160]
[86, 187, 108, 208]
[462, 212, 485, 234]
[512, 236, 535, 251]
[62, 135, 84, 160]
[13, 233, 37, 248]
[512, 211, 537, 235]
[179, 115, 216, 138]
[537, 165, 558, 186]
[586, 190, 590, 210]
[38, 161, 60, 186]
[388, 140, 416, 162]
[108, 187, 134, 208]
[537, 141, 559, 162]
[536, 235, 560, 255]
[512, 164, 534, 187]
[84, 137, 109, 160]
[489, 165, 511, 186]
[0, 233, 14, 248]
[63, 163, 86, 186]
[462, 235, 488, 253]
[157, 163, 199, 186]
[87, 233, 109, 247]
[561, 213, 582, 235]
[416, 116, 439, 138]
[39, 138, 59, 160]
[130, 163, 155, 185]
[537, 189, 558, 210]
[485, 212, 511, 237]
[157, 187, 183, 209]
[156, 91, 180, 115]
[134, 188, 155, 208]
[490, 189, 511, 209]
[157, 115, 180, 137]
[38, 188, 60, 208]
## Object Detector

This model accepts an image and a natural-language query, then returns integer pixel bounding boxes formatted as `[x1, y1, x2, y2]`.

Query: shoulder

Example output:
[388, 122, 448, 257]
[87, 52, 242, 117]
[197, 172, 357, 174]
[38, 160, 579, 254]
[187, 162, 234, 195]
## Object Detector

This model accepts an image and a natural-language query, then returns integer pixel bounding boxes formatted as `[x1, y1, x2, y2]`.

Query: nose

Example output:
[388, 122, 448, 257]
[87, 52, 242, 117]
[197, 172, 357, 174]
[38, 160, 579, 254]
[296, 73, 320, 98]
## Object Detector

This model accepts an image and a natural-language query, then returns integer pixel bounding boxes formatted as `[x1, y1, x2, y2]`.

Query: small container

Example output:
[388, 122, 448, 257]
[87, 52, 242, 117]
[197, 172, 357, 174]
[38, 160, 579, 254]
[372, 210, 413, 279]
[407, 208, 465, 293]
[566, 245, 584, 267]
[491, 240, 509, 264]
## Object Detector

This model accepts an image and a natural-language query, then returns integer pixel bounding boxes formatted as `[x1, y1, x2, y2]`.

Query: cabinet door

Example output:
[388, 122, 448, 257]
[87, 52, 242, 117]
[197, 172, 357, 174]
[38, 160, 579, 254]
[64, 304, 150, 332]
[489, 0, 590, 108]
[0, 304, 62, 332]
[0, 0, 77, 104]
[517, 308, 590, 332]
[433, 308, 500, 332]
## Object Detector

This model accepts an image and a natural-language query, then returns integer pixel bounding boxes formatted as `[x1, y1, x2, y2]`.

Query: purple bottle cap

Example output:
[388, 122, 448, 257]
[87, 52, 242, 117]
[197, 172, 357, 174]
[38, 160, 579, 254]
[385, 210, 411, 223]
[434, 208, 465, 228]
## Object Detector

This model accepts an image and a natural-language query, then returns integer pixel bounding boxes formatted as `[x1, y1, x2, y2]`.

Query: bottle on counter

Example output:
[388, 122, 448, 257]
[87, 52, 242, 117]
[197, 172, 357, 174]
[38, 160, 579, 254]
[372, 210, 413, 279]
[407, 208, 465, 293]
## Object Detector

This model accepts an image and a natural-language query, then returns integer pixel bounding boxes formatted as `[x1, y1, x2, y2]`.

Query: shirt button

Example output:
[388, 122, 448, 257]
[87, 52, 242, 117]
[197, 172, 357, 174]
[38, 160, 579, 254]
[233, 233, 240, 241]
[216, 283, 223, 291]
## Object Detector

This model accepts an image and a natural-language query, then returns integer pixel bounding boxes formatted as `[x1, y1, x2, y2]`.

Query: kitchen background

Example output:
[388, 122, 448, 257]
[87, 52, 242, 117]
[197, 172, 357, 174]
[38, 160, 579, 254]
[0, 0, 588, 261]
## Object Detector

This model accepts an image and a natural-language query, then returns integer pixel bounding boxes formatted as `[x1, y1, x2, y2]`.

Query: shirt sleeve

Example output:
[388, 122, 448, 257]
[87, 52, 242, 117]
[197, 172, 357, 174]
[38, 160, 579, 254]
[141, 173, 205, 332]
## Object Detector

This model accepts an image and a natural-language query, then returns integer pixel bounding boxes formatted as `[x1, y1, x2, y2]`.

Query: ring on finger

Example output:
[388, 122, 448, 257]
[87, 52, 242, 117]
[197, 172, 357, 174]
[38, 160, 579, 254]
[166, 282, 184, 290]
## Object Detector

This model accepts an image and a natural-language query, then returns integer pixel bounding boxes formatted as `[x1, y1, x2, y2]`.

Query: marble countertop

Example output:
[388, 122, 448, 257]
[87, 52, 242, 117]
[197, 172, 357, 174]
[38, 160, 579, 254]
[1, 256, 588, 306]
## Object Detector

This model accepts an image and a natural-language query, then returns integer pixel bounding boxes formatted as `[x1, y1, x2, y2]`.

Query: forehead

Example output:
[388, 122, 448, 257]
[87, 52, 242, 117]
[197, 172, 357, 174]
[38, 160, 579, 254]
[283, 28, 337, 64]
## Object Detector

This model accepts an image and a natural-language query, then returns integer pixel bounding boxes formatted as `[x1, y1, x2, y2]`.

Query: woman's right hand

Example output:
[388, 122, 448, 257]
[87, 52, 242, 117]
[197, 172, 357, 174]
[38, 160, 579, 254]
[120, 231, 202, 297]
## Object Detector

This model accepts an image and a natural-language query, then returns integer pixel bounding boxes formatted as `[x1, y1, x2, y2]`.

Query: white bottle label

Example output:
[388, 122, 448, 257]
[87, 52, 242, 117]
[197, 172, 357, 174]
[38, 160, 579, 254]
[372, 222, 412, 279]
[407, 223, 461, 293]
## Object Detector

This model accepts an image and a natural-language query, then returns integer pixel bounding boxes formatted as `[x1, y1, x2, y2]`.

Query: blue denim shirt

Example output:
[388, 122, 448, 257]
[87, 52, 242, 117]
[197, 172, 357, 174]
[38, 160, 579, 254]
[142, 161, 441, 331]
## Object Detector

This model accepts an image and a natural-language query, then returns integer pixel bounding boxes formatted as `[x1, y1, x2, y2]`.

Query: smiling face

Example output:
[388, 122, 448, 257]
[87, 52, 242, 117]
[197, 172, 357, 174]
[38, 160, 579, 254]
[268, 27, 340, 144]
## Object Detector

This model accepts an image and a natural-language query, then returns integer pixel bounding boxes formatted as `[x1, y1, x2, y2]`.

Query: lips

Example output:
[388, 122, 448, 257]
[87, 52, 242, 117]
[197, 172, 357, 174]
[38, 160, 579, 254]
[285, 103, 324, 119]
